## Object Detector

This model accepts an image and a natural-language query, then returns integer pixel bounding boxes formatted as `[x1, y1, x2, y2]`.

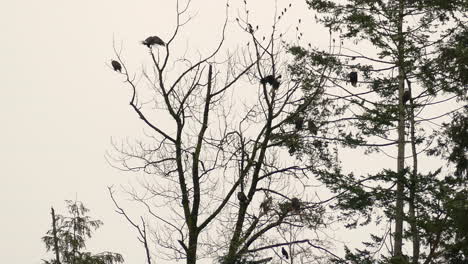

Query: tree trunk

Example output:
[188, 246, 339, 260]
[187, 229, 199, 264]
[394, 0, 406, 258]
[51, 207, 61, 264]
[407, 80, 420, 263]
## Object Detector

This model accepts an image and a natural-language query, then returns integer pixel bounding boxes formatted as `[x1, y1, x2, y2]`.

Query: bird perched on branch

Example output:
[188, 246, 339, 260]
[260, 75, 281, 89]
[288, 145, 296, 155]
[402, 89, 411, 105]
[142, 36, 165, 48]
[308, 120, 318, 135]
[111, 60, 122, 72]
[281, 247, 289, 259]
[349, 71, 358, 87]
[260, 197, 272, 212]
[291, 198, 301, 211]
[238, 192, 248, 204]
[295, 117, 304, 130]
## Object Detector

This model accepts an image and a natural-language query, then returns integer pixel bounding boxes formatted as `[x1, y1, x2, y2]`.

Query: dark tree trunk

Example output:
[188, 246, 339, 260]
[51, 207, 61, 264]
[187, 229, 199, 264]
[407, 81, 420, 263]
[394, 0, 406, 257]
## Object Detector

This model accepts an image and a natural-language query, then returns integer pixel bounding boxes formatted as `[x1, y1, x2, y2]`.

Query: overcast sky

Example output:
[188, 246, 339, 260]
[0, 0, 449, 263]
[0, 1, 309, 263]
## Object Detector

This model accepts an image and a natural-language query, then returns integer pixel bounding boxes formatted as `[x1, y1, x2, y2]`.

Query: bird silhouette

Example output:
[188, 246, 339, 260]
[295, 117, 304, 130]
[288, 145, 296, 155]
[281, 247, 289, 259]
[111, 60, 122, 72]
[402, 89, 411, 104]
[142, 36, 165, 48]
[260, 75, 281, 89]
[237, 192, 247, 204]
[349, 71, 358, 87]
[260, 197, 272, 212]
[291, 198, 301, 211]
[308, 120, 318, 135]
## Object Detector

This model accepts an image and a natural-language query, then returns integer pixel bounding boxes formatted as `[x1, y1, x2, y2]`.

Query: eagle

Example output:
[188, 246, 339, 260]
[308, 120, 318, 135]
[291, 198, 301, 211]
[237, 192, 247, 204]
[402, 89, 411, 105]
[288, 145, 296, 155]
[111, 60, 122, 72]
[260, 197, 272, 212]
[142, 36, 165, 48]
[295, 117, 304, 130]
[281, 247, 289, 259]
[349, 71, 358, 87]
[260, 75, 281, 89]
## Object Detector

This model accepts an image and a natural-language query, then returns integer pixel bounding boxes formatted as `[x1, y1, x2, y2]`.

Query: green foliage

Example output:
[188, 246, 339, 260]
[438, 27, 468, 94]
[290, 0, 467, 262]
[442, 190, 468, 263]
[331, 246, 376, 264]
[412, 175, 468, 263]
[428, 110, 468, 179]
[42, 200, 124, 264]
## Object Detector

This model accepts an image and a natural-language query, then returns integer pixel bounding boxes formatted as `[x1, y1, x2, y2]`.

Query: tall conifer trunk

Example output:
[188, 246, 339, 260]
[51, 207, 61, 264]
[407, 83, 420, 263]
[394, 0, 406, 258]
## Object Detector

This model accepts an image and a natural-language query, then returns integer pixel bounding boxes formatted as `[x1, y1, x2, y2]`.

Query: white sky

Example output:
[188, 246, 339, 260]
[0, 0, 449, 263]
[0, 1, 311, 263]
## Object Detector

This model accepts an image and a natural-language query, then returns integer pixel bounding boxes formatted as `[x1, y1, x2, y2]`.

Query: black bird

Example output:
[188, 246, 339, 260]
[260, 75, 281, 89]
[111, 60, 122, 72]
[288, 145, 296, 155]
[291, 198, 300, 211]
[295, 117, 304, 130]
[281, 247, 289, 259]
[308, 120, 318, 135]
[142, 36, 165, 48]
[260, 197, 272, 212]
[402, 89, 411, 104]
[237, 192, 247, 204]
[349, 71, 358, 87]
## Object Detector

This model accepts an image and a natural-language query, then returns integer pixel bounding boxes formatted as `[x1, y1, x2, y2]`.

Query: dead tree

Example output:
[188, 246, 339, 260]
[108, 2, 338, 264]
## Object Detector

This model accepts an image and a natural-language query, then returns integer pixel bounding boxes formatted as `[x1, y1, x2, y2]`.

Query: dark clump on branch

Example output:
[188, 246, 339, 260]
[402, 89, 411, 104]
[349, 71, 358, 87]
[260, 75, 281, 89]
[295, 117, 304, 130]
[288, 145, 296, 155]
[281, 247, 289, 259]
[283, 134, 300, 155]
[291, 197, 301, 211]
[260, 197, 272, 212]
[142, 36, 165, 48]
[237, 192, 248, 204]
[111, 60, 122, 72]
[308, 120, 318, 135]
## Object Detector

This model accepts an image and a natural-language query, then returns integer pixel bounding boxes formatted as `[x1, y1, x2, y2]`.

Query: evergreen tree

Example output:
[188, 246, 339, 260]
[289, 0, 467, 263]
[42, 200, 124, 264]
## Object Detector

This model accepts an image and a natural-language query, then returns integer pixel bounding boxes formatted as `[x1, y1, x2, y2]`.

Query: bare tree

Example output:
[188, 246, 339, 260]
[108, 1, 342, 264]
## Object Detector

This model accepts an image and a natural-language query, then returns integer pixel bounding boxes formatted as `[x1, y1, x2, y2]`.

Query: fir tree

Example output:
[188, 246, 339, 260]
[42, 200, 124, 264]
